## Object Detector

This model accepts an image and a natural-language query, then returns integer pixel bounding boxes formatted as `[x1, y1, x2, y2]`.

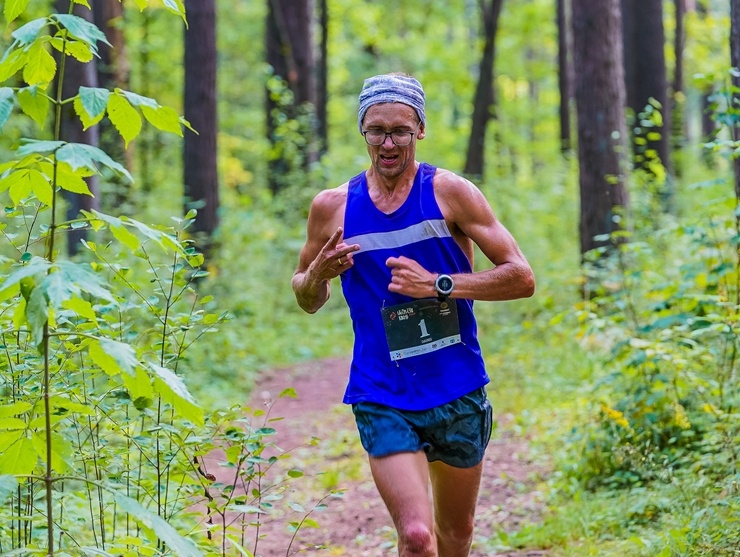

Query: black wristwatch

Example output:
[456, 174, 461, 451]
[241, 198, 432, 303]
[435, 274, 454, 301]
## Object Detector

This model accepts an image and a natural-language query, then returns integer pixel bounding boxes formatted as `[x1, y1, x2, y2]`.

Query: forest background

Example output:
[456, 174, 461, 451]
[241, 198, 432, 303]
[0, 0, 738, 556]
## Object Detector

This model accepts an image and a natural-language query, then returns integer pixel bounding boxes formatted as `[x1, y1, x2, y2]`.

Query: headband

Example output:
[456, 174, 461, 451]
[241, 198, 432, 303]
[357, 74, 426, 133]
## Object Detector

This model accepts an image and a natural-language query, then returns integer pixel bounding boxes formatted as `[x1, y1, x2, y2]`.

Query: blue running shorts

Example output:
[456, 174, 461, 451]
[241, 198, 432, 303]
[352, 387, 493, 468]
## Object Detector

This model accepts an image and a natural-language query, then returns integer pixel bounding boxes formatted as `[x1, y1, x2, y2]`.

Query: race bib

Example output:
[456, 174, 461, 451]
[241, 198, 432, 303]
[381, 299, 461, 361]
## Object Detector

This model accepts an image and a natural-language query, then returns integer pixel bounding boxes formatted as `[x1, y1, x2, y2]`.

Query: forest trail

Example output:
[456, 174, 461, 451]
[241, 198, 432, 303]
[209, 357, 550, 556]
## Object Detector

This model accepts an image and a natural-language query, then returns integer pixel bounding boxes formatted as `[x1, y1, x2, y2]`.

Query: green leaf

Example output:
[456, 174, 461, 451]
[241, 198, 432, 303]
[121, 366, 154, 403]
[18, 85, 50, 127]
[56, 163, 93, 195]
[120, 89, 158, 108]
[4, 0, 31, 24]
[0, 475, 18, 505]
[150, 363, 204, 426]
[55, 260, 114, 302]
[162, 0, 187, 22]
[0, 49, 26, 83]
[227, 504, 265, 514]
[0, 418, 27, 430]
[90, 337, 137, 377]
[62, 296, 97, 322]
[133, 0, 148, 10]
[12, 17, 47, 45]
[0, 87, 14, 132]
[141, 105, 183, 136]
[16, 139, 65, 156]
[107, 93, 142, 147]
[52, 38, 94, 63]
[53, 14, 110, 53]
[26, 284, 48, 346]
[23, 40, 56, 86]
[88, 212, 140, 251]
[0, 168, 50, 206]
[0, 436, 37, 475]
[0, 402, 32, 419]
[114, 494, 203, 557]
[55, 142, 133, 182]
[78, 86, 109, 122]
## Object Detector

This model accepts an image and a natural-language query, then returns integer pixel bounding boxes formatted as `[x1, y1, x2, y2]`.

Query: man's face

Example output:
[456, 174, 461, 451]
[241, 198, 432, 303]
[362, 103, 425, 179]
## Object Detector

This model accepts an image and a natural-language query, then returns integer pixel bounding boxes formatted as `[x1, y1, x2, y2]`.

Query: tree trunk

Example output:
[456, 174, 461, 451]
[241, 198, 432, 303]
[317, 0, 328, 156]
[621, 0, 671, 175]
[671, 0, 687, 176]
[463, 0, 504, 179]
[572, 0, 629, 257]
[92, 0, 131, 213]
[55, 1, 100, 256]
[265, 0, 316, 194]
[731, 0, 740, 207]
[183, 0, 219, 241]
[557, 0, 573, 152]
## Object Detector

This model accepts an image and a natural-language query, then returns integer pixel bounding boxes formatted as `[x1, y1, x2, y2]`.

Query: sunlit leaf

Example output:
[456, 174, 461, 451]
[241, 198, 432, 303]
[53, 14, 110, 53]
[18, 85, 50, 127]
[121, 366, 154, 403]
[0, 436, 37, 475]
[55, 260, 115, 302]
[26, 285, 48, 346]
[4, 0, 31, 25]
[89, 337, 138, 377]
[23, 40, 56, 86]
[0, 402, 32, 419]
[141, 105, 183, 136]
[54, 142, 132, 181]
[79, 86, 110, 119]
[62, 296, 97, 322]
[107, 93, 142, 147]
[114, 494, 203, 557]
[150, 363, 204, 426]
[56, 163, 93, 195]
[0, 49, 26, 82]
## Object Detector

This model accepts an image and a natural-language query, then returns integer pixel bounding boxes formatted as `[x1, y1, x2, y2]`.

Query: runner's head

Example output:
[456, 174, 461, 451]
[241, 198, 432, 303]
[357, 73, 426, 133]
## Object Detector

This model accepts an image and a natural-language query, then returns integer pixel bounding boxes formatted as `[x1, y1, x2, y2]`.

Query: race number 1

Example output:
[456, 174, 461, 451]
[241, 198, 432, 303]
[381, 299, 461, 361]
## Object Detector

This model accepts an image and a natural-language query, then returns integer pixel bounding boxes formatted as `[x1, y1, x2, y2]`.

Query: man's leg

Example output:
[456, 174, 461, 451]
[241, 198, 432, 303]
[369, 451, 437, 557]
[429, 460, 484, 557]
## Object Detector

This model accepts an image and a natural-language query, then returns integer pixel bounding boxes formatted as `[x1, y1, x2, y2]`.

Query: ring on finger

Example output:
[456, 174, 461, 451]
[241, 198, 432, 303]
[337, 257, 344, 265]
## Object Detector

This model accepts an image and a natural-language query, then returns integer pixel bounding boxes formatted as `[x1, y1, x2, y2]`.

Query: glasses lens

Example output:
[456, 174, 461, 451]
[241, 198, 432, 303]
[364, 131, 386, 145]
[391, 132, 412, 146]
[363, 131, 413, 146]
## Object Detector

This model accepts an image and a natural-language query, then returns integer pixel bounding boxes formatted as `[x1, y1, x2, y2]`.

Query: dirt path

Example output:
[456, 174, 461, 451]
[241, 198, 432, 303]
[208, 357, 549, 557]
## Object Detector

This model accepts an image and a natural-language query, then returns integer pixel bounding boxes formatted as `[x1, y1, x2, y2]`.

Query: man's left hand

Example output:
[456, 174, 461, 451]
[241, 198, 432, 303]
[386, 256, 436, 298]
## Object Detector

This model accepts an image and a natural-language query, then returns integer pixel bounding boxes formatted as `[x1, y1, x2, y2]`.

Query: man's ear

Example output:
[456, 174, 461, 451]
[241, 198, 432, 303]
[417, 123, 426, 140]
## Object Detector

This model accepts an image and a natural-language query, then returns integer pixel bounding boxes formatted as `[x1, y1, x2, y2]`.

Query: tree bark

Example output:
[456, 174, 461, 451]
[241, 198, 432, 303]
[183, 0, 220, 241]
[621, 0, 671, 174]
[731, 0, 740, 206]
[317, 0, 328, 155]
[265, 0, 316, 194]
[572, 0, 629, 257]
[557, 0, 573, 152]
[55, 1, 100, 256]
[92, 0, 131, 212]
[463, 0, 504, 179]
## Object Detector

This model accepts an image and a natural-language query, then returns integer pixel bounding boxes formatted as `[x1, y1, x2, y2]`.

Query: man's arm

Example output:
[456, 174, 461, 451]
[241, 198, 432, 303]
[387, 171, 535, 301]
[292, 189, 360, 314]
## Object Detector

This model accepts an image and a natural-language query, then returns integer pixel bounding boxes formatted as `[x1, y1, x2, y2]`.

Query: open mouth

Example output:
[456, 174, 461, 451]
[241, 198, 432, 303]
[379, 154, 399, 164]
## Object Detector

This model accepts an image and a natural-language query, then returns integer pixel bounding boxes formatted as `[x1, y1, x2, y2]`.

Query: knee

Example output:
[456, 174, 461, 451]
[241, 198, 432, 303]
[436, 515, 474, 547]
[399, 521, 436, 554]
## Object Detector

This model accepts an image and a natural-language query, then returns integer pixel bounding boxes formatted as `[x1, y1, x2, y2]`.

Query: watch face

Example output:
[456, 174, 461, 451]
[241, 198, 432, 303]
[437, 275, 453, 294]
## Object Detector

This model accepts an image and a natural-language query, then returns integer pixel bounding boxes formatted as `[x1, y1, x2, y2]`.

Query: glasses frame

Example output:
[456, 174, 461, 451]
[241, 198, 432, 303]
[361, 126, 419, 146]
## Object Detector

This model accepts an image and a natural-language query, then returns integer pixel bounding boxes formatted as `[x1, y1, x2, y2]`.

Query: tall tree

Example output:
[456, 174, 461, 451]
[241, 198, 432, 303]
[183, 0, 219, 241]
[621, 0, 670, 174]
[731, 0, 740, 209]
[572, 0, 629, 257]
[557, 0, 573, 152]
[316, 0, 329, 156]
[463, 0, 504, 179]
[265, 0, 316, 194]
[55, 0, 100, 255]
[92, 0, 131, 211]
[671, 0, 687, 175]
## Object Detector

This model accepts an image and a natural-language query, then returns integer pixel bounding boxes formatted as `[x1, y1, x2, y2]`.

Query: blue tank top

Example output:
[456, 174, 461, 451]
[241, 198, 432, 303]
[340, 162, 489, 410]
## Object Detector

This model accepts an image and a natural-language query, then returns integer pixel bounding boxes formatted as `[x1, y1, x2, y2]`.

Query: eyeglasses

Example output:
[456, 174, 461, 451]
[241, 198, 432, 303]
[362, 129, 418, 146]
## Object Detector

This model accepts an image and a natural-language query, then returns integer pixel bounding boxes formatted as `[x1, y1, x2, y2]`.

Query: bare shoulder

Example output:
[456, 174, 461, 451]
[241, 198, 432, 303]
[432, 167, 491, 219]
[307, 182, 350, 236]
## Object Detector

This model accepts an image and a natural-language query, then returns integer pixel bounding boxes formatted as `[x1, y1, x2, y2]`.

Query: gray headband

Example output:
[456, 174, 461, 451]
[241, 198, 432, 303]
[357, 74, 426, 133]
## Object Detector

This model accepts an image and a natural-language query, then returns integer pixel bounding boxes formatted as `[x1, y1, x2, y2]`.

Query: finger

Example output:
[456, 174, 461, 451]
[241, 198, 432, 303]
[324, 227, 344, 252]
